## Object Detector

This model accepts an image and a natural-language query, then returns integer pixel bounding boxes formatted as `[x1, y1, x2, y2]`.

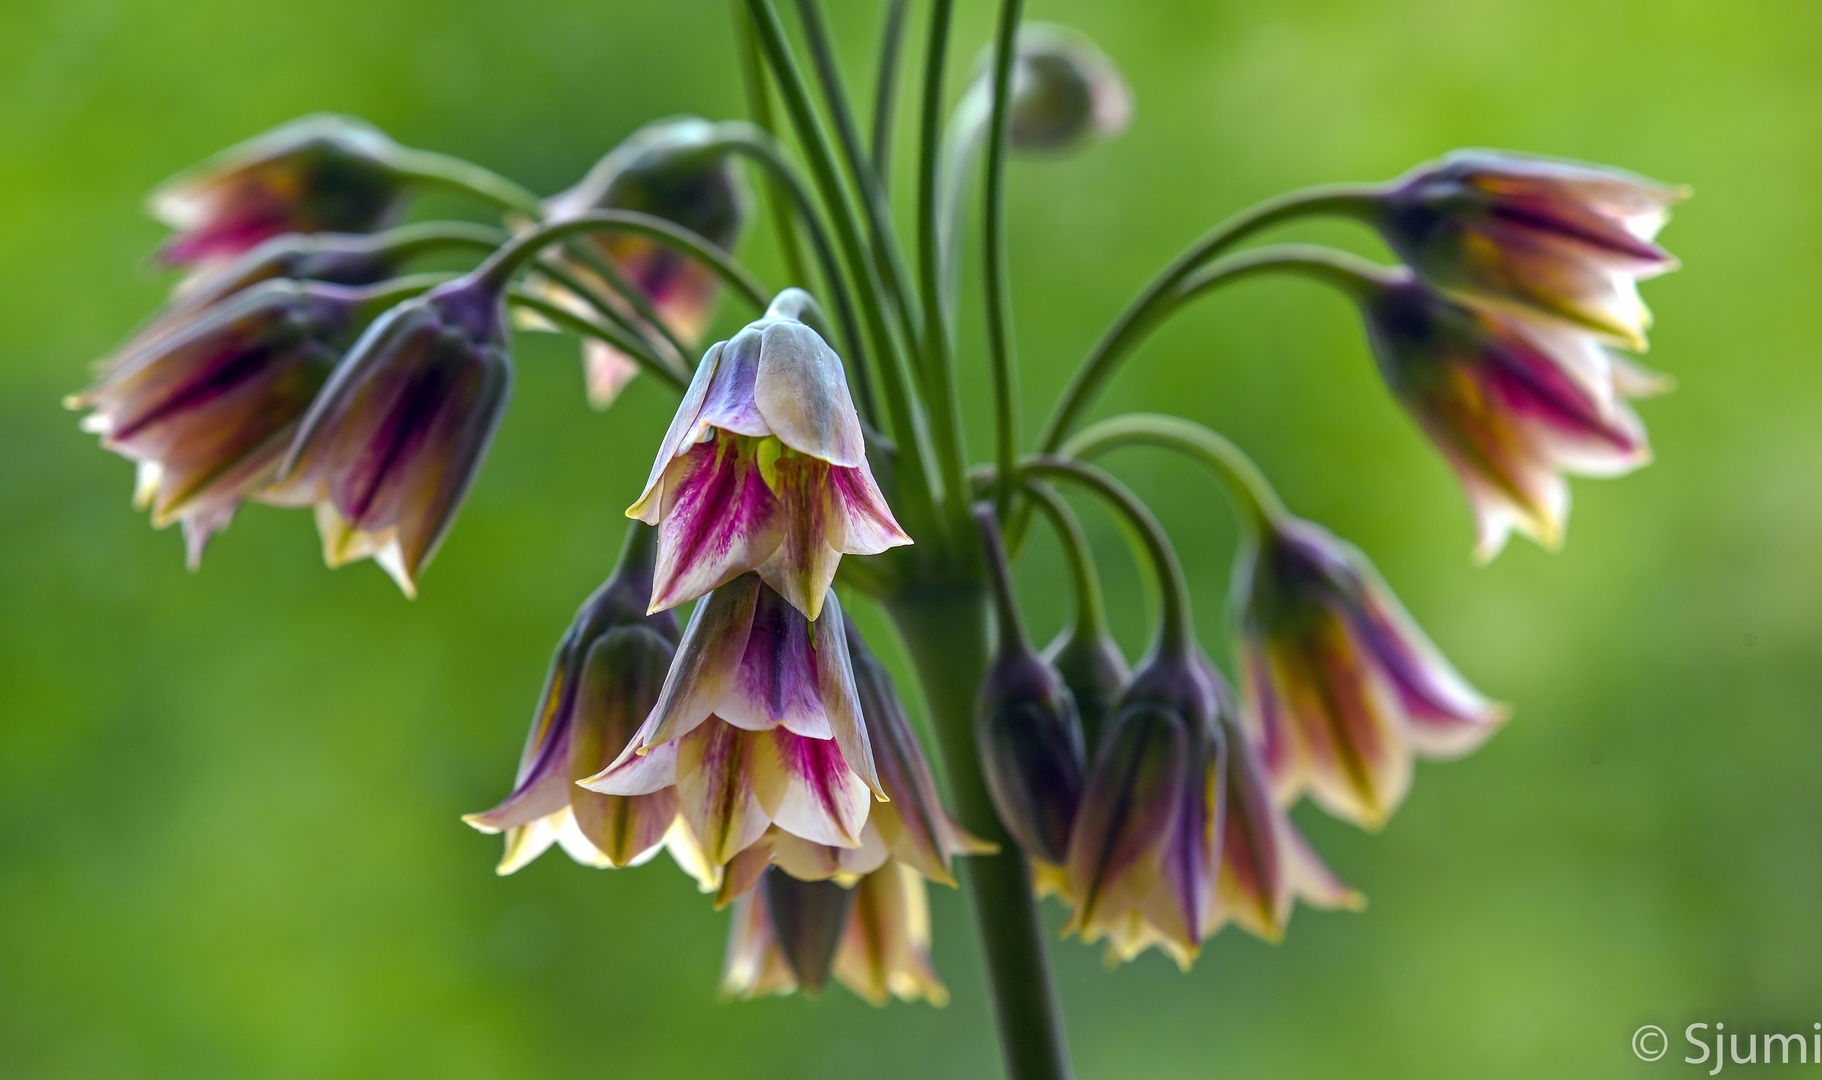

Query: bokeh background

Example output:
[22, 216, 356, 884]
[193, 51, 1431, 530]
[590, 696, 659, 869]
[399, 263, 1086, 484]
[4, 0, 1818, 1076]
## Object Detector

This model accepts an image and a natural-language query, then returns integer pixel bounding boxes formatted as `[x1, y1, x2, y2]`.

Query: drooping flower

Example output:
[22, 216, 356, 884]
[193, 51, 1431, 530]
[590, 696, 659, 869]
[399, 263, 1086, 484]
[1005, 24, 1133, 153]
[150, 115, 417, 267]
[972, 505, 1086, 874]
[462, 526, 687, 875]
[723, 862, 947, 1006]
[540, 117, 748, 408]
[67, 279, 384, 566]
[1209, 710, 1364, 942]
[847, 618, 996, 886]
[579, 574, 883, 867]
[272, 268, 513, 596]
[1063, 646, 1225, 969]
[1045, 619, 1129, 756]
[629, 290, 909, 619]
[1374, 151, 1684, 349]
[1235, 514, 1508, 829]
[1361, 273, 1657, 559]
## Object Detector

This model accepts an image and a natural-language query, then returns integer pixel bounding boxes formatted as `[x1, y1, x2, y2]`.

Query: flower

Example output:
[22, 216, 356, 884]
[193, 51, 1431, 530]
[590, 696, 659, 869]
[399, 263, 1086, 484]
[628, 290, 910, 619]
[1375, 151, 1684, 349]
[973, 504, 1086, 872]
[1062, 646, 1225, 969]
[67, 279, 378, 566]
[579, 573, 883, 867]
[1045, 623, 1130, 755]
[462, 526, 689, 875]
[541, 117, 748, 408]
[1209, 711, 1364, 942]
[272, 269, 513, 596]
[1361, 274, 1656, 559]
[723, 862, 947, 1005]
[1235, 515, 1508, 829]
[1006, 24, 1132, 153]
[150, 115, 416, 267]
[847, 618, 996, 886]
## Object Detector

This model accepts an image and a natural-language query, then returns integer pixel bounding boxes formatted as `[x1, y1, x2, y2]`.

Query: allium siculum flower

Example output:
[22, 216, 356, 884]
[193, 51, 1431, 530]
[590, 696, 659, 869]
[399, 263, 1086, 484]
[972, 506, 1086, 876]
[273, 269, 513, 596]
[1006, 24, 1133, 153]
[540, 117, 748, 408]
[629, 290, 910, 620]
[462, 526, 689, 875]
[1361, 273, 1657, 560]
[722, 863, 947, 1006]
[1375, 151, 1685, 350]
[1210, 711, 1364, 942]
[1235, 515, 1508, 829]
[579, 573, 884, 869]
[1063, 646, 1226, 969]
[67, 279, 381, 566]
[150, 115, 416, 267]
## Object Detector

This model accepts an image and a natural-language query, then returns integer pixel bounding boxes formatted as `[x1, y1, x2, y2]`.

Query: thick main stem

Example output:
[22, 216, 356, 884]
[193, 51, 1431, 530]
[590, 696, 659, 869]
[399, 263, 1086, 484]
[887, 585, 1073, 1080]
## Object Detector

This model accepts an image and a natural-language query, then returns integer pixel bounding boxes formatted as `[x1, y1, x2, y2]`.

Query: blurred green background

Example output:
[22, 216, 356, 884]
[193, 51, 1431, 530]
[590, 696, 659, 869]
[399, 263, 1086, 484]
[3, 0, 1817, 1076]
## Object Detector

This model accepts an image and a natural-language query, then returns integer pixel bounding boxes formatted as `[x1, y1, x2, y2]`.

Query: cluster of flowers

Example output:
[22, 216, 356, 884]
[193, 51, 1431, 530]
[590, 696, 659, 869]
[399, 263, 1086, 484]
[70, 17, 1681, 1006]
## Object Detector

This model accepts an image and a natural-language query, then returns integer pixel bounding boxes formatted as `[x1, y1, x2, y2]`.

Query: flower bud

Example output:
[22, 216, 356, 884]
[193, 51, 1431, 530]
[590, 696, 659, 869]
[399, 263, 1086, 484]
[1044, 623, 1130, 754]
[1235, 515, 1508, 828]
[68, 279, 376, 566]
[151, 115, 416, 267]
[1360, 273, 1653, 560]
[1063, 646, 1225, 969]
[463, 526, 683, 874]
[1374, 151, 1684, 349]
[274, 270, 513, 595]
[629, 289, 910, 619]
[973, 505, 1085, 868]
[1005, 24, 1132, 153]
[543, 117, 749, 408]
[581, 574, 883, 867]
[832, 861, 948, 1006]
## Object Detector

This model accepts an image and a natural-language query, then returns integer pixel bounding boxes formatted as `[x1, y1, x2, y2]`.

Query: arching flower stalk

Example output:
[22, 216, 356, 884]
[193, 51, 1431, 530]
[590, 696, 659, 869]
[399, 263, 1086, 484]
[73, 8, 1687, 1078]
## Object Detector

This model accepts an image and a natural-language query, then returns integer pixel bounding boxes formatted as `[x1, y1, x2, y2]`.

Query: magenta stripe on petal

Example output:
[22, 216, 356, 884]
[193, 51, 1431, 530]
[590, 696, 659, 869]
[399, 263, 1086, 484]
[650, 440, 784, 612]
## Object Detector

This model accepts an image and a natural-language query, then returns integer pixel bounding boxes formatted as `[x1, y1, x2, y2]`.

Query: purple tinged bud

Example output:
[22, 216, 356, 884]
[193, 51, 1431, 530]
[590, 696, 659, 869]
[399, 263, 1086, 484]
[972, 505, 1086, 867]
[1045, 625, 1130, 755]
[761, 867, 854, 994]
[1004, 24, 1133, 153]
[68, 279, 379, 567]
[275, 270, 512, 596]
[150, 115, 417, 267]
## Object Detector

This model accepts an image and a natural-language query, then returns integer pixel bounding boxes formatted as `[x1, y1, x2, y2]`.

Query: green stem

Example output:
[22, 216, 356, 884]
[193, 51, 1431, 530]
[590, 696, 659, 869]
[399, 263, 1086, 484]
[474, 211, 770, 309]
[982, 0, 1025, 517]
[1021, 455, 1193, 658]
[391, 149, 544, 216]
[710, 123, 876, 422]
[1062, 413, 1288, 534]
[735, 2, 811, 290]
[885, 584, 1073, 1080]
[529, 258, 675, 365]
[506, 291, 688, 393]
[1034, 184, 1385, 455]
[870, 0, 911, 184]
[369, 221, 510, 261]
[1019, 478, 1109, 641]
[1173, 242, 1393, 307]
[560, 240, 696, 364]
[742, 0, 940, 538]
[349, 272, 458, 322]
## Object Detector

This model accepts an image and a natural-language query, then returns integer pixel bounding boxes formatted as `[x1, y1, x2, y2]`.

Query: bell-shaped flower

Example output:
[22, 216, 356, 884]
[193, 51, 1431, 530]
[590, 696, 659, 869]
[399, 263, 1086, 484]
[579, 574, 883, 867]
[846, 618, 996, 886]
[67, 279, 382, 566]
[150, 115, 416, 267]
[972, 505, 1085, 872]
[1063, 646, 1226, 970]
[723, 862, 947, 1006]
[1209, 711, 1364, 942]
[541, 117, 748, 408]
[1362, 274, 1657, 559]
[1375, 151, 1684, 349]
[1235, 514, 1509, 829]
[272, 268, 513, 596]
[628, 290, 909, 619]
[1005, 24, 1133, 153]
[462, 526, 686, 874]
